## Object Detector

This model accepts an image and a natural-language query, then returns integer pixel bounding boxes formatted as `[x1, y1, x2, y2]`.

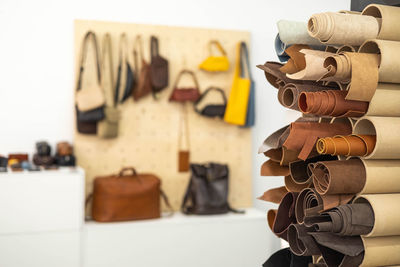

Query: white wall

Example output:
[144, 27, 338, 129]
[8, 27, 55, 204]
[0, 0, 348, 257]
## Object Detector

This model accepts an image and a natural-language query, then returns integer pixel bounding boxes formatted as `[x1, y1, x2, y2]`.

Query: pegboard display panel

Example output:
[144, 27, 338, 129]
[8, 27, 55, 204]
[74, 20, 252, 211]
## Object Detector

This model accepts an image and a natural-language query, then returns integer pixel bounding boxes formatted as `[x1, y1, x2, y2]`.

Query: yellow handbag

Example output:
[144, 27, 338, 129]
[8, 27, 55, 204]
[199, 40, 230, 72]
[223, 42, 251, 126]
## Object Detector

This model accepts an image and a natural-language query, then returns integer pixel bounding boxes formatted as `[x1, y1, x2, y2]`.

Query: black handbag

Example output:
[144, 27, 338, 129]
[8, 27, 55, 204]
[75, 31, 104, 134]
[36, 141, 51, 156]
[115, 33, 135, 104]
[181, 163, 243, 215]
[194, 87, 227, 118]
[55, 155, 76, 167]
[0, 156, 8, 168]
[150, 36, 169, 98]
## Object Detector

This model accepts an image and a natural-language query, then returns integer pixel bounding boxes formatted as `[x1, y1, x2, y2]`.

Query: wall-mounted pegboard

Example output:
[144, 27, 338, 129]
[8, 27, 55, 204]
[74, 20, 252, 211]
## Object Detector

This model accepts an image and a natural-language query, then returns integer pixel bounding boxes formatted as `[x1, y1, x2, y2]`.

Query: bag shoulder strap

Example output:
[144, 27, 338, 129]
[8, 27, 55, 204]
[133, 35, 144, 72]
[209, 40, 227, 56]
[101, 33, 116, 107]
[150, 36, 159, 58]
[173, 69, 200, 90]
[76, 31, 101, 92]
[240, 42, 252, 80]
[194, 87, 227, 114]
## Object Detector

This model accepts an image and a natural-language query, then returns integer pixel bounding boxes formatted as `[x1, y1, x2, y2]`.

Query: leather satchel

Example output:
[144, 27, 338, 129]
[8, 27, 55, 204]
[150, 36, 169, 98]
[132, 35, 152, 100]
[182, 163, 241, 215]
[56, 142, 73, 156]
[194, 87, 227, 118]
[169, 70, 201, 102]
[91, 167, 172, 222]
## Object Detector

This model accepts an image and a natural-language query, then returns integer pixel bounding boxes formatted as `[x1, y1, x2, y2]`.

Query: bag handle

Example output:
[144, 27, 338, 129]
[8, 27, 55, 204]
[118, 167, 138, 177]
[76, 31, 101, 92]
[101, 33, 116, 107]
[118, 33, 129, 65]
[133, 35, 144, 72]
[150, 36, 159, 58]
[208, 40, 227, 56]
[240, 42, 252, 80]
[173, 70, 200, 90]
[194, 87, 227, 114]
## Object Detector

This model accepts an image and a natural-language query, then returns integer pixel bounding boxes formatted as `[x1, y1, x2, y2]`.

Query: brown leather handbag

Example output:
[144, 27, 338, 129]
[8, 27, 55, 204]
[150, 36, 169, 98]
[91, 167, 172, 222]
[132, 35, 152, 101]
[169, 70, 201, 102]
[57, 142, 73, 156]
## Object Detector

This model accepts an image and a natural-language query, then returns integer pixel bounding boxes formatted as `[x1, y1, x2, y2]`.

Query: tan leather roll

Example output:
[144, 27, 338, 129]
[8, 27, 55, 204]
[308, 12, 380, 45]
[284, 175, 311, 192]
[360, 236, 400, 267]
[359, 39, 400, 83]
[362, 4, 400, 41]
[366, 83, 400, 117]
[353, 194, 400, 237]
[258, 186, 288, 204]
[354, 116, 400, 159]
[316, 135, 376, 157]
[277, 20, 323, 46]
[359, 159, 400, 194]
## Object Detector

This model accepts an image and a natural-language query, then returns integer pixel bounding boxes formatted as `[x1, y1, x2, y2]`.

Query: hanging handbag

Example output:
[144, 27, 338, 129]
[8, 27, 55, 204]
[182, 163, 242, 215]
[240, 42, 255, 128]
[75, 32, 105, 112]
[132, 35, 152, 101]
[91, 167, 173, 222]
[169, 70, 201, 102]
[178, 104, 190, 172]
[150, 36, 169, 98]
[223, 42, 251, 126]
[75, 32, 104, 134]
[98, 33, 120, 138]
[115, 33, 135, 104]
[194, 87, 227, 118]
[199, 40, 230, 72]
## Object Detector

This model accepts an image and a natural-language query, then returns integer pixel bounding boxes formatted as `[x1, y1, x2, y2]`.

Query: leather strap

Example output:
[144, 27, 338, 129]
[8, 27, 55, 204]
[178, 103, 190, 151]
[208, 40, 227, 56]
[193, 87, 227, 114]
[240, 42, 252, 79]
[76, 31, 101, 92]
[172, 70, 200, 91]
[114, 33, 129, 103]
[133, 35, 144, 73]
[101, 33, 116, 107]
[150, 36, 159, 58]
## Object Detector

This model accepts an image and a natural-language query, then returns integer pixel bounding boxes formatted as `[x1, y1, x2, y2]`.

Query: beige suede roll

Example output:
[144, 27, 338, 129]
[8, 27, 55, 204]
[359, 159, 400, 194]
[359, 39, 400, 83]
[362, 4, 400, 41]
[354, 116, 400, 159]
[360, 236, 400, 267]
[308, 12, 379, 45]
[366, 83, 400, 117]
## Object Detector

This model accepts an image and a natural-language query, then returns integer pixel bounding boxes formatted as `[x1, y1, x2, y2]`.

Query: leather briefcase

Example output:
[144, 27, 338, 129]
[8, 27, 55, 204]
[91, 167, 171, 222]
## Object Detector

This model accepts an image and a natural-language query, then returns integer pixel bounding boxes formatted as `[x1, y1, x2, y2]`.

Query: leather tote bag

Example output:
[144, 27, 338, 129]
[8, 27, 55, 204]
[150, 36, 169, 98]
[199, 40, 230, 72]
[115, 33, 135, 104]
[75, 31, 105, 134]
[240, 42, 255, 128]
[132, 35, 152, 101]
[181, 163, 242, 215]
[91, 167, 172, 222]
[169, 70, 201, 102]
[98, 33, 120, 139]
[223, 42, 251, 126]
[194, 87, 227, 118]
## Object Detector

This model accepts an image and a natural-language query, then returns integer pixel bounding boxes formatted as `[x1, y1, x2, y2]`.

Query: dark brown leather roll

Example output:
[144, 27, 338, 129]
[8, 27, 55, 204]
[304, 203, 374, 236]
[92, 167, 161, 222]
[272, 192, 298, 241]
[287, 223, 321, 256]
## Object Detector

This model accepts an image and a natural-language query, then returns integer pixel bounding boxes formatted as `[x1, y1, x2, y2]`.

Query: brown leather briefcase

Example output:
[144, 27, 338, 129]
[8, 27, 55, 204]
[91, 167, 171, 222]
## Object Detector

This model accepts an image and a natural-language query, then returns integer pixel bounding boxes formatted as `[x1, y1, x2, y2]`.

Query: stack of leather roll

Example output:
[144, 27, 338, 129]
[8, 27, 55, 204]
[259, 4, 400, 267]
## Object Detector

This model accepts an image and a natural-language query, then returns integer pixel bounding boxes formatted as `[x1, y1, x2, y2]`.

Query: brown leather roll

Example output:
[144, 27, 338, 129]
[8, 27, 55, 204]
[283, 121, 352, 160]
[272, 192, 298, 241]
[310, 158, 366, 195]
[287, 223, 321, 256]
[260, 160, 289, 176]
[279, 44, 310, 74]
[258, 186, 288, 204]
[304, 203, 374, 236]
[257, 61, 296, 89]
[317, 135, 376, 157]
[267, 209, 277, 230]
[299, 90, 368, 117]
